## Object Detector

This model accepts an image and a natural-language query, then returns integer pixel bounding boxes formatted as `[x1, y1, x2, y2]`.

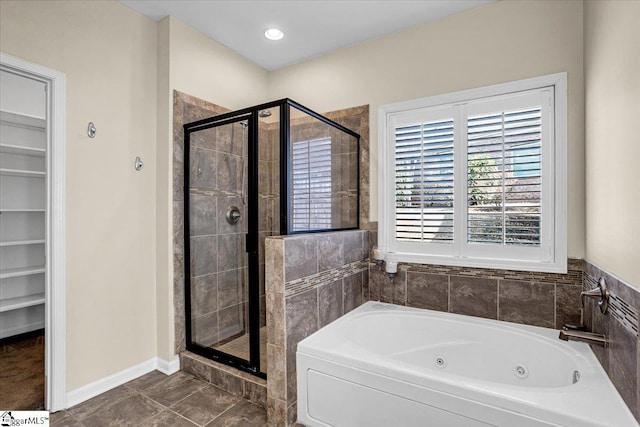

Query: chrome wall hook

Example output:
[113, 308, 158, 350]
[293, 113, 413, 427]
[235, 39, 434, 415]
[134, 156, 143, 171]
[87, 122, 96, 138]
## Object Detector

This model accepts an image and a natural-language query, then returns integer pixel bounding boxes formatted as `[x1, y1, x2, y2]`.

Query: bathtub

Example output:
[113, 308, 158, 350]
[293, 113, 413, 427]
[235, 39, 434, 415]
[297, 302, 638, 427]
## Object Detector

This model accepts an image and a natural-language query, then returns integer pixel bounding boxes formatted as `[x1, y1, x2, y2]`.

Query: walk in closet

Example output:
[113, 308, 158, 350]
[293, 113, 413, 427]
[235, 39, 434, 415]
[0, 70, 47, 339]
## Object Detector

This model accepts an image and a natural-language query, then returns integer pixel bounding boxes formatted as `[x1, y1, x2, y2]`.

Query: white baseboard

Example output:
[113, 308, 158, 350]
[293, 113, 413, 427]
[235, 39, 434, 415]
[66, 356, 180, 408]
[156, 356, 180, 375]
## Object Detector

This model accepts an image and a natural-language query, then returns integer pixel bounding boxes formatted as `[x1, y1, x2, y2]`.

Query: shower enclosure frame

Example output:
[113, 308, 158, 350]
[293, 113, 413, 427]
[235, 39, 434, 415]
[183, 98, 360, 378]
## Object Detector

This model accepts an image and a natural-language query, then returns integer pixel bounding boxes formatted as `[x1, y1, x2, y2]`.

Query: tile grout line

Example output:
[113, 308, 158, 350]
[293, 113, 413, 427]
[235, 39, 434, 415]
[205, 400, 244, 426]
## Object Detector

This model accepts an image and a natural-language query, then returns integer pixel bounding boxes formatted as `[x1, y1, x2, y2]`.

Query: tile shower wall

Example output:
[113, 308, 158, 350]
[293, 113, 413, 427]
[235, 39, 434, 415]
[260, 122, 280, 328]
[288, 115, 359, 229]
[189, 120, 249, 347]
[583, 261, 639, 422]
[265, 230, 369, 426]
[323, 106, 371, 231]
[370, 257, 584, 329]
[173, 91, 230, 352]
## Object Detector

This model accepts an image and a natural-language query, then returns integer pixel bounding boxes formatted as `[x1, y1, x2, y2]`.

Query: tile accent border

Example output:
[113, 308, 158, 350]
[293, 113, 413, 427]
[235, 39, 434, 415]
[285, 260, 369, 297]
[583, 272, 639, 337]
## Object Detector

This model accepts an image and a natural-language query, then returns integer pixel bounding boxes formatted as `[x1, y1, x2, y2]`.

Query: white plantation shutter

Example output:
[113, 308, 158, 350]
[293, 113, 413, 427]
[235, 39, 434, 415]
[291, 138, 332, 231]
[395, 119, 454, 243]
[467, 107, 542, 246]
[380, 76, 565, 273]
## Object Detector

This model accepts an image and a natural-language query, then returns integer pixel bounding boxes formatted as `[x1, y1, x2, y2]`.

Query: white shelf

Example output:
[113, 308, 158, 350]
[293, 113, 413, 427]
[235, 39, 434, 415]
[0, 144, 45, 157]
[0, 168, 45, 177]
[0, 266, 45, 279]
[0, 239, 45, 247]
[0, 208, 45, 212]
[0, 293, 45, 313]
[0, 110, 45, 129]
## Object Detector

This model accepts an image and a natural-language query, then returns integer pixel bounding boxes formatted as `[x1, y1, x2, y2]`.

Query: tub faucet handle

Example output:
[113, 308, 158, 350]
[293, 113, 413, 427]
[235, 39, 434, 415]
[580, 277, 609, 314]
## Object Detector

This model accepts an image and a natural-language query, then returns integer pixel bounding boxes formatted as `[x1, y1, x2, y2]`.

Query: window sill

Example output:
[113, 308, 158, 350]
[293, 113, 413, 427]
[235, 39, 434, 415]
[383, 251, 567, 274]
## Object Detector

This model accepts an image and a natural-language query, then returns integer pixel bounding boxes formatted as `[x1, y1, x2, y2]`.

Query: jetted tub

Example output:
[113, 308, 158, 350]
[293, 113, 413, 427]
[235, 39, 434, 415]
[297, 302, 638, 427]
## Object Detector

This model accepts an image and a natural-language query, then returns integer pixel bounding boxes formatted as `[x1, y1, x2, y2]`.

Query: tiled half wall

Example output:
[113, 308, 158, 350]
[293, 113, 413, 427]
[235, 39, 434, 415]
[265, 230, 369, 426]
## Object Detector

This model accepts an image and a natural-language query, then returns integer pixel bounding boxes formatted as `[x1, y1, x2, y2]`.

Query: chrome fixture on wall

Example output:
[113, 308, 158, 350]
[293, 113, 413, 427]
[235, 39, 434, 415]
[225, 206, 241, 225]
[134, 156, 143, 171]
[87, 121, 96, 138]
[558, 277, 610, 347]
[582, 277, 609, 314]
[559, 325, 608, 347]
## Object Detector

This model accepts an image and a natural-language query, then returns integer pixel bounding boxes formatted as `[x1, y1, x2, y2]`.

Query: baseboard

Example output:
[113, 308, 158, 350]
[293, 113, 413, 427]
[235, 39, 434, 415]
[66, 356, 179, 408]
[156, 356, 180, 375]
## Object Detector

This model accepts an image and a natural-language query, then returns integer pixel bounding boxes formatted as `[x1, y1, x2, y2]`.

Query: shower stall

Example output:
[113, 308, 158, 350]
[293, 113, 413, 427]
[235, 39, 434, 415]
[183, 99, 360, 378]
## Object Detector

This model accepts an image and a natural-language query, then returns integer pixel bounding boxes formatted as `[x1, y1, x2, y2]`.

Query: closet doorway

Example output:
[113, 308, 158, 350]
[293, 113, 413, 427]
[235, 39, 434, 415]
[0, 53, 66, 412]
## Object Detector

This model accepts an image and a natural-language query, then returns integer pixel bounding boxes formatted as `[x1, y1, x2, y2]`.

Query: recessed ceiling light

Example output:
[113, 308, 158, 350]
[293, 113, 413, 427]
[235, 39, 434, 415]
[264, 28, 284, 41]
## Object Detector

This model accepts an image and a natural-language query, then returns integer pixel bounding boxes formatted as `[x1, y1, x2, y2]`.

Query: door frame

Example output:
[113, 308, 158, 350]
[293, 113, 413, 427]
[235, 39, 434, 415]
[183, 112, 266, 378]
[1, 52, 67, 411]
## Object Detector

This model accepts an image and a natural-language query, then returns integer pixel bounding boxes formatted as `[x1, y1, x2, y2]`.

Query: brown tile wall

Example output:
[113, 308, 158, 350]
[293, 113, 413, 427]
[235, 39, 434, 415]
[265, 230, 369, 426]
[583, 261, 639, 422]
[258, 120, 280, 329]
[323, 106, 370, 231]
[370, 258, 584, 329]
[287, 116, 359, 229]
[173, 91, 230, 353]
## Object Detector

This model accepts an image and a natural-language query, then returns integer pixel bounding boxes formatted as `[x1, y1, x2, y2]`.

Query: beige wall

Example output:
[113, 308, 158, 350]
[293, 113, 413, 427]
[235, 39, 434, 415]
[154, 16, 270, 361]
[585, 1, 640, 287]
[0, 1, 158, 390]
[269, 0, 586, 257]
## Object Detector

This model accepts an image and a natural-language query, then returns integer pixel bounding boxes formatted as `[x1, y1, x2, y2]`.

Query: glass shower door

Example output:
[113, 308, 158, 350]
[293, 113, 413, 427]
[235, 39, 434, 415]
[185, 114, 262, 375]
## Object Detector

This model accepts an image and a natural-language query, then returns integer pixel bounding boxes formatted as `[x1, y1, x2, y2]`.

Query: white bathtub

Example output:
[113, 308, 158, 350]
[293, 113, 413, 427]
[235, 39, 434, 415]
[297, 301, 638, 427]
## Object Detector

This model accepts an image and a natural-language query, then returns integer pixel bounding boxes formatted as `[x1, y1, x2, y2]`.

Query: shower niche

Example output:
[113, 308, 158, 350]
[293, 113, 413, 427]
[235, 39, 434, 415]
[183, 99, 360, 378]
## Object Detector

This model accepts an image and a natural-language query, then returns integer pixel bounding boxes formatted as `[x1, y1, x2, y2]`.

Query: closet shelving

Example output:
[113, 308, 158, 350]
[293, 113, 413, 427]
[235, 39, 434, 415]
[0, 104, 47, 339]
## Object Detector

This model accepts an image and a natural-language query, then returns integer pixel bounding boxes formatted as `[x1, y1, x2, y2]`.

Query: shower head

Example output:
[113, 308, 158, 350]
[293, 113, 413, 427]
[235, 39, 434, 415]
[259, 109, 272, 118]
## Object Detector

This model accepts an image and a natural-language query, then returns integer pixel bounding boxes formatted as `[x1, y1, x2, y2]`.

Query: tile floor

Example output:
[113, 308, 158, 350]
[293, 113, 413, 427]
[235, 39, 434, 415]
[50, 371, 267, 426]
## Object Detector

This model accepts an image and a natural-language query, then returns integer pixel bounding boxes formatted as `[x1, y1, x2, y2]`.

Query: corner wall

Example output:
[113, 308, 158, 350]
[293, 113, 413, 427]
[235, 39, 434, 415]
[584, 0, 640, 288]
[0, 1, 158, 391]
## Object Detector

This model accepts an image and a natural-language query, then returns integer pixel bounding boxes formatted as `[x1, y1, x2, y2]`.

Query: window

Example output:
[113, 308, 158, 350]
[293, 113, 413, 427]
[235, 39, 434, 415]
[291, 137, 332, 231]
[379, 74, 567, 272]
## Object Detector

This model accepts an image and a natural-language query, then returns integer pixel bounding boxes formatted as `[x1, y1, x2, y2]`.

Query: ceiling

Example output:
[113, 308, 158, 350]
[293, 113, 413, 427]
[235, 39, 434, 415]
[120, 0, 492, 71]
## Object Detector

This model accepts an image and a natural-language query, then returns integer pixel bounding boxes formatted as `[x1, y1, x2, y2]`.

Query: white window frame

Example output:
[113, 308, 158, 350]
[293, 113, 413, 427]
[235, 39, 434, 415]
[378, 73, 567, 273]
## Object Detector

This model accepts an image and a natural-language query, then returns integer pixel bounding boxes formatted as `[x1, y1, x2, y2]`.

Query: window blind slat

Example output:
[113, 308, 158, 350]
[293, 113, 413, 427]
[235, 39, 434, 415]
[467, 107, 542, 246]
[395, 119, 454, 243]
[291, 138, 332, 231]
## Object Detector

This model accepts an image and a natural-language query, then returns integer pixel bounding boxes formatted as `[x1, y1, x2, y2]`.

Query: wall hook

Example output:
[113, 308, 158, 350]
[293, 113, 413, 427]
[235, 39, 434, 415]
[134, 156, 143, 171]
[87, 122, 96, 138]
